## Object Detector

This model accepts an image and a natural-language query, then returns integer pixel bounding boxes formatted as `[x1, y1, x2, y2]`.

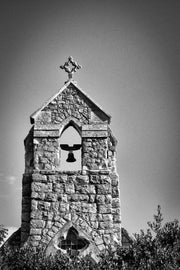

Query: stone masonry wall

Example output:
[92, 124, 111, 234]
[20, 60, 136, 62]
[34, 138, 59, 171]
[38, 85, 91, 125]
[82, 138, 108, 170]
[27, 171, 121, 250]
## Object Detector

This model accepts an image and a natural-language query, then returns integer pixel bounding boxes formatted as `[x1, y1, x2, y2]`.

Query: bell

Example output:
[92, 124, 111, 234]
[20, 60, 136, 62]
[66, 151, 76, 162]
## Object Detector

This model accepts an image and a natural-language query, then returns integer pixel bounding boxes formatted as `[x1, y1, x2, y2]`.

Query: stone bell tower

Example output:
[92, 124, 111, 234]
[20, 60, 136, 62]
[21, 57, 121, 261]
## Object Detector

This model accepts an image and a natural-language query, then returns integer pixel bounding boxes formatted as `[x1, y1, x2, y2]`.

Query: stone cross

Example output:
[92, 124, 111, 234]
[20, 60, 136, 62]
[60, 56, 82, 80]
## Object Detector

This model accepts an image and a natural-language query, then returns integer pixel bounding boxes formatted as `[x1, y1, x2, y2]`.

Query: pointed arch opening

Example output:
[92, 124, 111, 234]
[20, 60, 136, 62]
[58, 226, 89, 256]
[59, 121, 82, 171]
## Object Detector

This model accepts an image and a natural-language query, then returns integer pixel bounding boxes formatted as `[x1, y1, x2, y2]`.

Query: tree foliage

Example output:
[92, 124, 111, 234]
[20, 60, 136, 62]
[0, 206, 180, 269]
[0, 225, 8, 246]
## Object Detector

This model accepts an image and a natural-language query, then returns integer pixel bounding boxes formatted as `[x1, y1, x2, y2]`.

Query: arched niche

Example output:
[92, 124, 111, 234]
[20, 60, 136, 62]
[59, 121, 82, 171]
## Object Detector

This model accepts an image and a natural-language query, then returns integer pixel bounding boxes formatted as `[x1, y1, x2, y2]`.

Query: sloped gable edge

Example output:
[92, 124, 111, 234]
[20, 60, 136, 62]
[30, 81, 111, 124]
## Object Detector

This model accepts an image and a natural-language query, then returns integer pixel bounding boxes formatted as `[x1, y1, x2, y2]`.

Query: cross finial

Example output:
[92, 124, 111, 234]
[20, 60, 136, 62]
[60, 56, 82, 81]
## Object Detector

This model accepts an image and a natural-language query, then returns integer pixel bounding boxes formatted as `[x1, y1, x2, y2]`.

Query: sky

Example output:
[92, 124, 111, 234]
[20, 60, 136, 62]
[0, 0, 180, 237]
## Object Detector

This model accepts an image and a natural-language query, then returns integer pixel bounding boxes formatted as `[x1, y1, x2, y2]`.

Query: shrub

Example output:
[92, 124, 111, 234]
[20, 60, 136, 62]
[0, 226, 8, 246]
[0, 207, 180, 269]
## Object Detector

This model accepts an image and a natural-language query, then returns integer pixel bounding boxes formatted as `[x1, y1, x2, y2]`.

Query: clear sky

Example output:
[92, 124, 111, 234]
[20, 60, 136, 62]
[0, 0, 180, 236]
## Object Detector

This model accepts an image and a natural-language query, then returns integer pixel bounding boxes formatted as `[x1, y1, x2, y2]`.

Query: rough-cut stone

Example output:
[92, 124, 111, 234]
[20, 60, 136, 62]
[32, 174, 47, 182]
[30, 220, 45, 229]
[98, 204, 112, 214]
[31, 191, 45, 200]
[82, 130, 108, 137]
[75, 175, 89, 185]
[90, 174, 100, 184]
[97, 184, 111, 195]
[64, 183, 75, 194]
[112, 198, 120, 208]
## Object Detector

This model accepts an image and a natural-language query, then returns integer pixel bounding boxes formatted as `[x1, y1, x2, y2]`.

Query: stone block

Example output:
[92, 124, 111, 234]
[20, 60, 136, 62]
[31, 210, 43, 219]
[112, 198, 120, 208]
[63, 213, 71, 221]
[35, 111, 51, 124]
[94, 236, 104, 246]
[34, 123, 60, 130]
[75, 175, 89, 185]
[77, 218, 92, 235]
[34, 130, 59, 137]
[31, 200, 38, 211]
[99, 170, 109, 175]
[46, 221, 52, 229]
[57, 194, 67, 203]
[97, 243, 105, 251]
[81, 203, 96, 213]
[100, 175, 111, 184]
[98, 204, 112, 214]
[51, 226, 59, 233]
[59, 202, 69, 212]
[31, 219, 45, 229]
[31, 191, 45, 200]
[103, 234, 111, 245]
[113, 214, 121, 223]
[59, 218, 67, 226]
[71, 194, 89, 202]
[30, 229, 42, 235]
[82, 124, 108, 131]
[45, 192, 57, 201]
[42, 228, 49, 236]
[112, 208, 120, 215]
[97, 183, 111, 194]
[90, 174, 100, 184]
[101, 214, 113, 222]
[32, 182, 52, 193]
[69, 194, 78, 201]
[82, 130, 108, 137]
[89, 213, 98, 222]
[64, 183, 75, 194]
[96, 195, 105, 204]
[70, 202, 81, 212]
[47, 230, 55, 238]
[75, 184, 93, 194]
[59, 175, 68, 182]
[112, 186, 119, 198]
[32, 174, 47, 182]
[44, 163, 52, 170]
[53, 182, 64, 191]
[44, 234, 52, 243]
[99, 221, 113, 230]
[105, 194, 112, 204]
[110, 173, 119, 186]
[68, 175, 76, 182]
[48, 175, 59, 182]
[46, 212, 54, 220]
[89, 185, 96, 194]
[113, 223, 121, 233]
[89, 194, 95, 202]
[38, 201, 51, 211]
[54, 221, 61, 228]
